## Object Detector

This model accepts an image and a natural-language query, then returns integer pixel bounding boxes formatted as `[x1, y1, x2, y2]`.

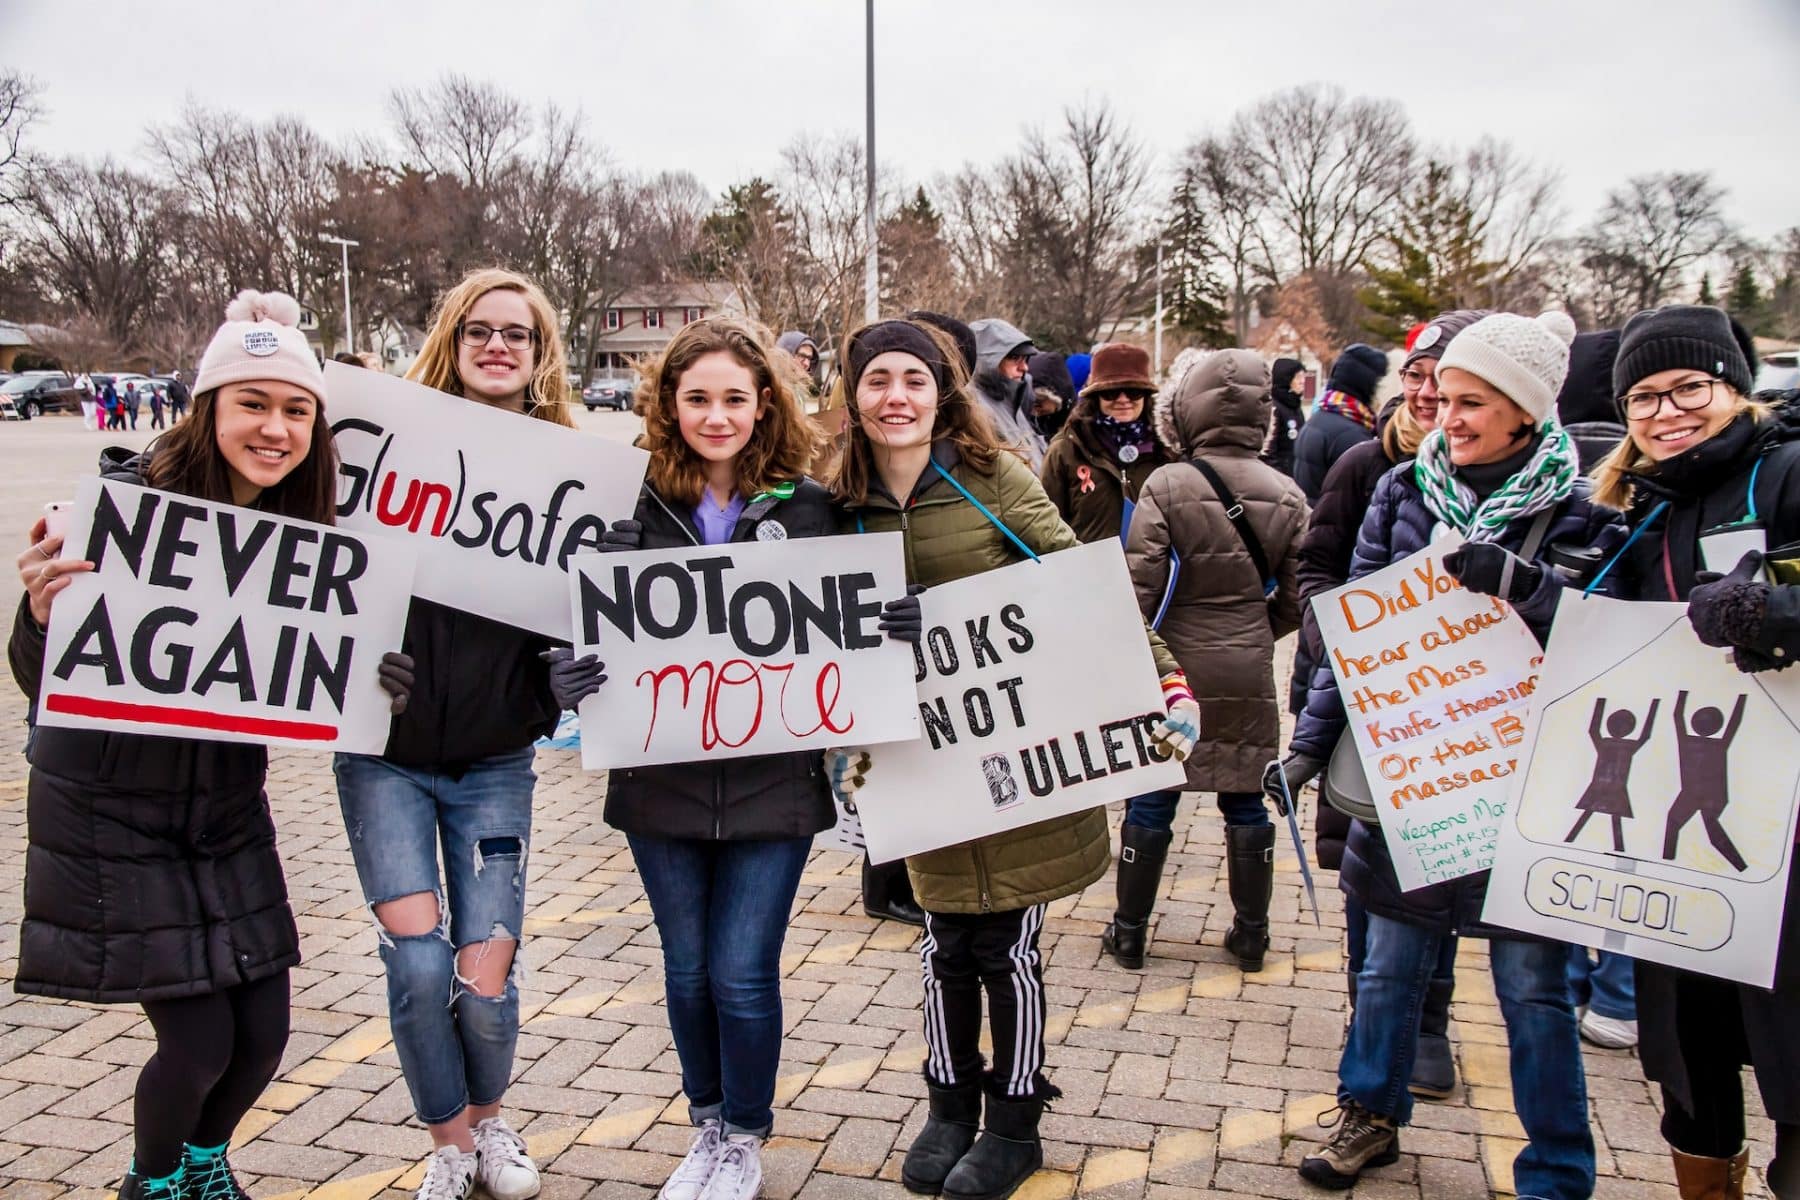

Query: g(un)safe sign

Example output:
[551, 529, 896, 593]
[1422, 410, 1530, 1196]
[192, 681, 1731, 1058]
[1483, 592, 1800, 988]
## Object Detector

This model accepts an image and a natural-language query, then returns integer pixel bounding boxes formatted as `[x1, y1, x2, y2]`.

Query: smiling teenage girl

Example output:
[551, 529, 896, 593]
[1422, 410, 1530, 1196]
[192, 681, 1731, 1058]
[551, 317, 918, 1200]
[11, 292, 410, 1200]
[332, 268, 575, 1200]
[828, 319, 1198, 1200]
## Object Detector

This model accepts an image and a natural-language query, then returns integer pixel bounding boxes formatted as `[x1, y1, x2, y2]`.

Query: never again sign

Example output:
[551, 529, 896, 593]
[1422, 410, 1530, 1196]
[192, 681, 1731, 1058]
[569, 533, 918, 769]
[36, 477, 416, 753]
[853, 540, 1185, 864]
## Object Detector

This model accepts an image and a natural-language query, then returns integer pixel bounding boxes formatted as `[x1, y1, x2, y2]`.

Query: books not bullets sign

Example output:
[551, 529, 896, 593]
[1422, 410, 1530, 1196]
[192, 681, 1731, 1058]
[324, 361, 649, 638]
[569, 533, 919, 769]
[36, 477, 416, 754]
[1311, 536, 1545, 892]
[1482, 592, 1800, 988]
[854, 540, 1186, 864]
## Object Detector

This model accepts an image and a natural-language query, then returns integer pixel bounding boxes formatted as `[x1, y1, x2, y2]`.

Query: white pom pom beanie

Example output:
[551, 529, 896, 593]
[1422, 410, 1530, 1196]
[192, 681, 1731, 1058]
[193, 290, 327, 403]
[1435, 310, 1578, 428]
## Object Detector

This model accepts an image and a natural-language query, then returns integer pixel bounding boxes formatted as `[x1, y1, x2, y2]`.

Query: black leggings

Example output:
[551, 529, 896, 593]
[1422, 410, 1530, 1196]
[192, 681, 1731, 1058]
[135, 970, 291, 1177]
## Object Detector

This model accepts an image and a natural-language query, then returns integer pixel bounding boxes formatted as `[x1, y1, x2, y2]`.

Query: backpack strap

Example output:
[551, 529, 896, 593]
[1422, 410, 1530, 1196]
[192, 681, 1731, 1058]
[929, 459, 1042, 563]
[1187, 457, 1276, 597]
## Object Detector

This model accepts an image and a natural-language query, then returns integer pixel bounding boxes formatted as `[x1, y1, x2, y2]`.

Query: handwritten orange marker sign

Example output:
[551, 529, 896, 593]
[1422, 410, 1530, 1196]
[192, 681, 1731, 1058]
[1312, 535, 1544, 892]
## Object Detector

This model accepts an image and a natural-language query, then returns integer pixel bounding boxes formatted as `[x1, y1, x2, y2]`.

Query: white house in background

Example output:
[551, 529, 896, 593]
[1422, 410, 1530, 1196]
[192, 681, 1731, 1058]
[370, 317, 428, 376]
[584, 282, 742, 377]
[0, 321, 34, 371]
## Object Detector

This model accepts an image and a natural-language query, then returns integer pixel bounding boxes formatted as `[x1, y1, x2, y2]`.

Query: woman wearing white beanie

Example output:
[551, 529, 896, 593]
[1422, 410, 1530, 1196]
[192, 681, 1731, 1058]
[1285, 311, 1628, 1197]
[12, 291, 412, 1200]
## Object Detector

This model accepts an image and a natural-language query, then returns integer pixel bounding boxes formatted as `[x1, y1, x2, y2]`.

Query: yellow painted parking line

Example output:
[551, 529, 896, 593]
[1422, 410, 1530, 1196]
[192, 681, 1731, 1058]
[318, 1017, 392, 1063]
[1073, 998, 1132, 1028]
[1081, 1148, 1149, 1191]
[1011, 1170, 1076, 1200]
[229, 1108, 280, 1150]
[257, 1082, 319, 1112]
[282, 1058, 351, 1087]
[774, 1068, 815, 1106]
[1218, 1108, 1282, 1151]
[577, 1101, 663, 1147]
[1190, 967, 1242, 999]
[1482, 1132, 1525, 1196]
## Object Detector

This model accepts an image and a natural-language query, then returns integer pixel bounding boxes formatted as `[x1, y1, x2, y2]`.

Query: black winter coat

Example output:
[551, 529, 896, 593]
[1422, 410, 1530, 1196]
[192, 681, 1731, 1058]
[9, 456, 298, 1003]
[1611, 401, 1800, 1121]
[1290, 462, 1628, 937]
[1292, 409, 1375, 505]
[1263, 388, 1306, 479]
[1295, 438, 1405, 869]
[602, 479, 836, 842]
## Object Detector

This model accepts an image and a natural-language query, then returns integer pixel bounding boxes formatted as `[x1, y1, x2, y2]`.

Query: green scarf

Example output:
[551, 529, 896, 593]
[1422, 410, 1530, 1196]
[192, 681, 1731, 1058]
[1412, 421, 1578, 543]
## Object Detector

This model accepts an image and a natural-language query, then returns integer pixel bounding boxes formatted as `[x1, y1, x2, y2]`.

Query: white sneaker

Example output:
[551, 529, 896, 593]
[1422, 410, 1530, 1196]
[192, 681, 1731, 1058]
[417, 1146, 479, 1200]
[698, 1134, 763, 1200]
[473, 1117, 541, 1200]
[1579, 1010, 1639, 1049]
[660, 1120, 725, 1200]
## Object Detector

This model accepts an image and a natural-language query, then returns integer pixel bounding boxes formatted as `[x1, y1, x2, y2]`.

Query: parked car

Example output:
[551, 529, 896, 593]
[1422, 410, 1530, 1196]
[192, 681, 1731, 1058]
[583, 377, 636, 411]
[1757, 351, 1799, 395]
[0, 372, 82, 418]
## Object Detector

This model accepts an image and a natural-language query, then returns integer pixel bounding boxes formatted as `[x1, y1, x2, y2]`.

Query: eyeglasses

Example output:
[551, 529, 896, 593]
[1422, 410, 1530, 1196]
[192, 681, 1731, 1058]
[1621, 377, 1719, 420]
[1399, 367, 1435, 390]
[458, 322, 538, 351]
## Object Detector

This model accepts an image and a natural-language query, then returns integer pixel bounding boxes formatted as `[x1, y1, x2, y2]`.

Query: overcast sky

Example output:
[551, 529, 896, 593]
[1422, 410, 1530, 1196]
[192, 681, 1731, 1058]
[5, 0, 1799, 238]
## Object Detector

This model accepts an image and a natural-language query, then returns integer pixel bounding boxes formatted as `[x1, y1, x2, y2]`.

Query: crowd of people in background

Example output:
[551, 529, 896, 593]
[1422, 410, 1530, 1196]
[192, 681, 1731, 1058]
[11, 253, 1800, 1200]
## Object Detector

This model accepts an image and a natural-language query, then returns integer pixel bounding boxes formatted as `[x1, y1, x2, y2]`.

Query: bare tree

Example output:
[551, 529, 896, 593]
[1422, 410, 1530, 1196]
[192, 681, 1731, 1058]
[1458, 138, 1564, 309]
[389, 75, 528, 194]
[0, 69, 41, 207]
[1581, 171, 1735, 322]
[1179, 134, 1274, 344]
[1230, 84, 1415, 280]
[935, 165, 1010, 315]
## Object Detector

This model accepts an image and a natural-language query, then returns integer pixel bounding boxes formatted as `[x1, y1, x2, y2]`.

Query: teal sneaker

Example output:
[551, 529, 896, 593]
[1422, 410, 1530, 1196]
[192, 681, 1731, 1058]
[118, 1163, 188, 1200]
[184, 1145, 247, 1200]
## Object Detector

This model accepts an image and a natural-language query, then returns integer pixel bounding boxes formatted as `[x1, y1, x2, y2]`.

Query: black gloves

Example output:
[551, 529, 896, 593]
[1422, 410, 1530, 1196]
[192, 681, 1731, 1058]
[541, 647, 608, 710]
[1689, 551, 1777, 672]
[599, 519, 642, 553]
[878, 583, 926, 643]
[1444, 542, 1542, 601]
[377, 652, 415, 715]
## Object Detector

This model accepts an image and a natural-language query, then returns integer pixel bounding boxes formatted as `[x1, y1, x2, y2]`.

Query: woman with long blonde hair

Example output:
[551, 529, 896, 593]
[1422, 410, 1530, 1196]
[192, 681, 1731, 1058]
[333, 267, 576, 1200]
[1591, 305, 1800, 1199]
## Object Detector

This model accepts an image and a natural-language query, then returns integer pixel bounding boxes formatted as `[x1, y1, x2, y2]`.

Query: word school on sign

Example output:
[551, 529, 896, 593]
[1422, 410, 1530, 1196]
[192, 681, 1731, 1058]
[36, 478, 415, 752]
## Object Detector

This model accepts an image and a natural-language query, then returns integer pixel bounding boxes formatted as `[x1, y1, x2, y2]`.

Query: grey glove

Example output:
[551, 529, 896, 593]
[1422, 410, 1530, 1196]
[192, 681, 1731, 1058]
[1280, 753, 1327, 793]
[377, 651, 415, 716]
[541, 647, 607, 711]
[599, 519, 642, 553]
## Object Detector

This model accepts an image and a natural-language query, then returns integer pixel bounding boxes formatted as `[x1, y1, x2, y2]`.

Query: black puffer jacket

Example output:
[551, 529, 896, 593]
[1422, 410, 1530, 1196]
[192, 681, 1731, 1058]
[9, 453, 298, 1003]
[1291, 459, 1628, 937]
[602, 479, 837, 841]
[1292, 409, 1375, 504]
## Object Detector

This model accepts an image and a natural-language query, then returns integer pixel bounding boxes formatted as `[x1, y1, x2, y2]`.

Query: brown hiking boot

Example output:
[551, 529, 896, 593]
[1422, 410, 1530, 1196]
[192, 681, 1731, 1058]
[1670, 1146, 1748, 1200]
[1298, 1100, 1399, 1190]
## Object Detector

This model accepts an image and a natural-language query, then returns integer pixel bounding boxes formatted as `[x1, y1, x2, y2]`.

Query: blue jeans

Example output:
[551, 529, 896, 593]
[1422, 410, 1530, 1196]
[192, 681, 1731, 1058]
[1344, 897, 1457, 988]
[335, 748, 535, 1125]
[1341, 914, 1594, 1200]
[1124, 789, 1269, 831]
[628, 833, 812, 1138]
[1566, 947, 1636, 1021]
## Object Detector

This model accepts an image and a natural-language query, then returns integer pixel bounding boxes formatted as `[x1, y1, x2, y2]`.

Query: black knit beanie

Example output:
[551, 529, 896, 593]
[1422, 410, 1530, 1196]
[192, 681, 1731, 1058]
[1326, 344, 1389, 405]
[1271, 357, 1304, 394]
[846, 320, 951, 394]
[1555, 329, 1622, 427]
[1613, 305, 1758, 409]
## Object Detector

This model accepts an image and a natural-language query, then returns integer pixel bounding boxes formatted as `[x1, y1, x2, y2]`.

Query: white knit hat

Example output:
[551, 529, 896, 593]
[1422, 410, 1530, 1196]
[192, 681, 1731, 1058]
[1435, 310, 1577, 428]
[194, 290, 327, 403]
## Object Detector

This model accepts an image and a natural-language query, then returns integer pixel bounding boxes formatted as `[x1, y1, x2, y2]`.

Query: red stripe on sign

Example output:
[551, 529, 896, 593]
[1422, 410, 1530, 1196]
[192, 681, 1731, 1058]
[43, 694, 339, 741]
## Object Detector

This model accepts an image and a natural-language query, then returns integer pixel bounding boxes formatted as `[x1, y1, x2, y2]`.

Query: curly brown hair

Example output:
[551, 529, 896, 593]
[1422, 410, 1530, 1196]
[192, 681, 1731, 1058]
[828, 320, 1010, 506]
[635, 316, 822, 505]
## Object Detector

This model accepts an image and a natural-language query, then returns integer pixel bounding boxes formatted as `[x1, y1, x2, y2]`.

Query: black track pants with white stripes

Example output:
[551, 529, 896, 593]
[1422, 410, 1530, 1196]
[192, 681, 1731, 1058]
[919, 903, 1049, 1098]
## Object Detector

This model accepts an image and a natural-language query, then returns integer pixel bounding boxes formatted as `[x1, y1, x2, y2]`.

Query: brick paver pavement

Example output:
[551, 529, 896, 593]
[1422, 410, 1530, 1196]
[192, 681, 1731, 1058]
[0, 414, 1778, 1198]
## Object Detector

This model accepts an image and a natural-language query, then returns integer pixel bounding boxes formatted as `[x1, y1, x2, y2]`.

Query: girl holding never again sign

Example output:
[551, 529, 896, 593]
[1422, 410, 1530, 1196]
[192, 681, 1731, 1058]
[549, 316, 917, 1200]
[331, 269, 573, 1200]
[1283, 312, 1626, 1197]
[10, 291, 412, 1200]
[1591, 304, 1800, 1198]
[826, 318, 1198, 1200]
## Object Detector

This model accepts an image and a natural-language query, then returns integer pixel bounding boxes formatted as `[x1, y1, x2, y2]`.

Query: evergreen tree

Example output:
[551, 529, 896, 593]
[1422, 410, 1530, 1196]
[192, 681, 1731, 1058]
[1697, 272, 1717, 305]
[1359, 161, 1499, 342]
[1727, 260, 1765, 330]
[1154, 165, 1231, 345]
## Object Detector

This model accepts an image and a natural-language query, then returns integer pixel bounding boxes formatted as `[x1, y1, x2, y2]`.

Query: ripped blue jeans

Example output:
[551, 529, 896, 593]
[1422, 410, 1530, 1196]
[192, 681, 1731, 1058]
[334, 747, 535, 1125]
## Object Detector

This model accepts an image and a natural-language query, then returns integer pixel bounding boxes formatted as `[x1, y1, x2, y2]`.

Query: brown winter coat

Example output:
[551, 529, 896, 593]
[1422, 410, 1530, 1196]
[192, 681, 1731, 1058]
[1038, 395, 1168, 545]
[840, 443, 1179, 914]
[1125, 350, 1307, 791]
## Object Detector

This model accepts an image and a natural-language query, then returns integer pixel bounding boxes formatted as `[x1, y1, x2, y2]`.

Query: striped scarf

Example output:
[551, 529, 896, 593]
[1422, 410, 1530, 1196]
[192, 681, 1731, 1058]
[1412, 421, 1578, 543]
[1313, 388, 1376, 432]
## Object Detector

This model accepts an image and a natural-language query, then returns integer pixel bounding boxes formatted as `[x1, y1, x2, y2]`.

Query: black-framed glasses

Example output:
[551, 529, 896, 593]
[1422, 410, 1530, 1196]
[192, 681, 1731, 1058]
[458, 322, 538, 351]
[1621, 377, 1719, 420]
[1399, 367, 1435, 390]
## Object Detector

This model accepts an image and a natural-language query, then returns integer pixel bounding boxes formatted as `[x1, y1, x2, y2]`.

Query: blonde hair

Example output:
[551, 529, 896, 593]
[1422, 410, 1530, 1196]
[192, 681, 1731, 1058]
[635, 316, 822, 506]
[408, 268, 574, 428]
[1591, 391, 1768, 510]
[1382, 399, 1430, 461]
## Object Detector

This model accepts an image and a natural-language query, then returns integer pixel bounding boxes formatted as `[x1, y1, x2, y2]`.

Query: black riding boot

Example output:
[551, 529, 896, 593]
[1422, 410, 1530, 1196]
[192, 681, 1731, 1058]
[1101, 825, 1172, 970]
[863, 857, 926, 926]
[1222, 823, 1275, 972]
[902, 1082, 982, 1195]
[1409, 975, 1458, 1100]
[942, 1091, 1047, 1200]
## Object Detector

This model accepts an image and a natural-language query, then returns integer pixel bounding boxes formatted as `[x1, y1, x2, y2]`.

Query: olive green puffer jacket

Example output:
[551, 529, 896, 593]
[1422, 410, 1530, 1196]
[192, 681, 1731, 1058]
[840, 441, 1179, 914]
